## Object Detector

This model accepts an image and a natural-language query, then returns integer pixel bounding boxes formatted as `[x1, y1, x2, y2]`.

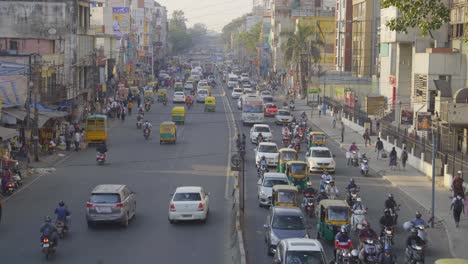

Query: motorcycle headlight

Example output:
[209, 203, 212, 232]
[270, 232, 280, 244]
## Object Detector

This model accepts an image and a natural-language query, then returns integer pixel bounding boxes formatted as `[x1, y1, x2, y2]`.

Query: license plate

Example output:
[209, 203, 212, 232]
[181, 214, 192, 217]
[96, 207, 112, 213]
[320, 166, 327, 169]
[42, 244, 49, 248]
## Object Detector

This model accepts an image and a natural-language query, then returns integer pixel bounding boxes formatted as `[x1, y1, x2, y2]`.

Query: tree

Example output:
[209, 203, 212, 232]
[221, 14, 251, 49]
[282, 23, 323, 99]
[235, 22, 262, 55]
[381, 0, 450, 38]
[168, 10, 192, 54]
[188, 23, 208, 44]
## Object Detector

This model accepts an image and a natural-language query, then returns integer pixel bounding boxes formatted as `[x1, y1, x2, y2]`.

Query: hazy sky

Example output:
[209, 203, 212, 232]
[156, 0, 253, 32]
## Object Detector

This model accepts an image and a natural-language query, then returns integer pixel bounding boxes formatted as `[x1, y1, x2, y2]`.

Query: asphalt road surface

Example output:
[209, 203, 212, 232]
[223, 84, 452, 263]
[0, 85, 235, 263]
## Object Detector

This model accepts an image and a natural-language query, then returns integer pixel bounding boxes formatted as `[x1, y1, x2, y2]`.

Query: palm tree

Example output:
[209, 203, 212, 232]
[281, 23, 324, 99]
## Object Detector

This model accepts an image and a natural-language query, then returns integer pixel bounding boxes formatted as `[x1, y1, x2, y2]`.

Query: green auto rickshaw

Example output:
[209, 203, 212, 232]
[316, 199, 350, 241]
[277, 148, 298, 173]
[285, 161, 309, 190]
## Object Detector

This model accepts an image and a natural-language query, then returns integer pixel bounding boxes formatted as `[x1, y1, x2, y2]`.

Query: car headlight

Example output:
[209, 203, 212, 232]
[270, 232, 280, 244]
[330, 160, 336, 166]
[260, 190, 267, 196]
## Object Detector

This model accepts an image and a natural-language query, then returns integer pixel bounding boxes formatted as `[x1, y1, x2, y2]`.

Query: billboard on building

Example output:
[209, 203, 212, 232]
[417, 112, 432, 131]
[401, 110, 414, 126]
[112, 7, 130, 35]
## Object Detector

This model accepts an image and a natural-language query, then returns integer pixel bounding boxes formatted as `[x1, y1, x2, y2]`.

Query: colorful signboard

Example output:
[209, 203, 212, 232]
[401, 110, 414, 126]
[112, 7, 130, 35]
[417, 112, 432, 131]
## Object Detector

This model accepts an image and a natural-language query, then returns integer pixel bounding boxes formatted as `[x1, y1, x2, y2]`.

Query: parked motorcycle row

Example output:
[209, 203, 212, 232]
[0, 160, 23, 197]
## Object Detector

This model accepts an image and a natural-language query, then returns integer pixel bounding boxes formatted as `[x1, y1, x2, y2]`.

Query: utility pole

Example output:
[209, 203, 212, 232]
[431, 118, 438, 228]
[25, 55, 33, 167]
[32, 59, 40, 162]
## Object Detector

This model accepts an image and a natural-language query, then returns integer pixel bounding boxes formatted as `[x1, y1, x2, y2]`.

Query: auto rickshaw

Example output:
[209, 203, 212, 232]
[271, 185, 299, 207]
[158, 89, 168, 102]
[85, 115, 108, 145]
[316, 199, 350, 241]
[159, 121, 177, 144]
[277, 148, 298, 173]
[435, 259, 468, 264]
[144, 89, 155, 103]
[285, 161, 309, 190]
[204, 96, 216, 112]
[130, 86, 139, 97]
[148, 82, 157, 90]
[174, 82, 184, 92]
[308, 131, 326, 148]
[201, 85, 212, 96]
[172, 106, 185, 124]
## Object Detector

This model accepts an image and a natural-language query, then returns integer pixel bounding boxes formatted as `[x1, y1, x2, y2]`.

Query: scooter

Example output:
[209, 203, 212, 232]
[136, 120, 142, 129]
[144, 128, 151, 140]
[360, 239, 379, 263]
[346, 188, 360, 207]
[350, 151, 359, 167]
[96, 152, 106, 165]
[380, 226, 394, 249]
[41, 236, 56, 260]
[303, 197, 315, 218]
[351, 208, 367, 233]
[361, 157, 369, 176]
[405, 243, 425, 264]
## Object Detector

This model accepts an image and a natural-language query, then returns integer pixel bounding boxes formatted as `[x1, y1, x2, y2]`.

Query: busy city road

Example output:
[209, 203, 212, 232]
[222, 84, 453, 263]
[0, 86, 235, 263]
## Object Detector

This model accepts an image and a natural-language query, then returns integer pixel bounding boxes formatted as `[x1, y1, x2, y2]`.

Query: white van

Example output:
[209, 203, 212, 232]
[227, 74, 239, 89]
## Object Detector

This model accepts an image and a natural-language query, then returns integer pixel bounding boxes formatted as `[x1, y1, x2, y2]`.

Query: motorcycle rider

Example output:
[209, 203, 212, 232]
[282, 124, 291, 137]
[349, 142, 359, 152]
[359, 237, 378, 263]
[347, 178, 358, 192]
[54, 201, 71, 231]
[379, 209, 395, 244]
[378, 245, 397, 264]
[406, 227, 426, 256]
[257, 156, 268, 174]
[334, 225, 354, 260]
[325, 180, 339, 199]
[316, 190, 329, 204]
[411, 211, 428, 227]
[384, 193, 398, 224]
[97, 142, 107, 155]
[358, 221, 378, 245]
[40, 216, 58, 246]
[138, 107, 144, 115]
[302, 181, 316, 205]
[257, 132, 264, 143]
[352, 197, 366, 231]
[319, 170, 333, 191]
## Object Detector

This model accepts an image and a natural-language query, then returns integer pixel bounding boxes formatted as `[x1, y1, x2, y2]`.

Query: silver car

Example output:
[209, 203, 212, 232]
[257, 173, 289, 207]
[86, 184, 136, 228]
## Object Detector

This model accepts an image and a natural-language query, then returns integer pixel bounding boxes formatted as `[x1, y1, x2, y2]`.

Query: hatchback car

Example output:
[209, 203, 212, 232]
[243, 87, 254, 95]
[173, 91, 186, 103]
[168, 186, 210, 223]
[306, 146, 336, 173]
[231, 88, 243, 99]
[197, 80, 209, 89]
[264, 206, 308, 255]
[196, 89, 209, 103]
[257, 173, 289, 207]
[240, 73, 249, 82]
[184, 81, 194, 90]
[273, 238, 327, 264]
[250, 124, 273, 144]
[255, 142, 279, 166]
[275, 109, 293, 125]
[86, 184, 136, 227]
[264, 103, 278, 117]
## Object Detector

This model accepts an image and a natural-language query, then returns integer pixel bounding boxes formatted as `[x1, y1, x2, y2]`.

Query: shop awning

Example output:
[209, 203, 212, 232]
[2, 107, 28, 121]
[2, 107, 68, 127]
[37, 110, 68, 127]
[0, 126, 17, 140]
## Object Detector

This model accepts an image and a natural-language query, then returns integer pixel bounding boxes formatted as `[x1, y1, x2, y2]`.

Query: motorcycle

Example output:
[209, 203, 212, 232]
[258, 164, 268, 178]
[346, 187, 360, 207]
[298, 129, 304, 142]
[405, 243, 425, 264]
[336, 248, 353, 264]
[293, 138, 300, 152]
[361, 157, 369, 176]
[351, 208, 367, 233]
[11, 161, 23, 188]
[282, 134, 291, 147]
[386, 205, 400, 225]
[41, 237, 56, 259]
[303, 197, 315, 218]
[144, 128, 151, 140]
[380, 226, 394, 249]
[136, 120, 142, 129]
[96, 152, 106, 165]
[360, 239, 379, 263]
[56, 221, 67, 239]
[289, 103, 295, 111]
[350, 151, 359, 167]
[3, 181, 15, 196]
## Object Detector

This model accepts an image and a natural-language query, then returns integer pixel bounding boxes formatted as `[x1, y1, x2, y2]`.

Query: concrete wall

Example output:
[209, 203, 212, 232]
[0, 39, 54, 54]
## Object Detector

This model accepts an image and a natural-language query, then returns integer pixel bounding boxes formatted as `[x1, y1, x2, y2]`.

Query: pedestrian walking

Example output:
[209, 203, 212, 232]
[375, 137, 384, 160]
[341, 122, 345, 143]
[375, 118, 380, 133]
[74, 131, 81, 151]
[452, 171, 465, 198]
[332, 114, 337, 128]
[363, 128, 371, 147]
[127, 101, 133, 115]
[318, 104, 322, 117]
[400, 147, 408, 170]
[389, 147, 397, 170]
[451, 195, 464, 227]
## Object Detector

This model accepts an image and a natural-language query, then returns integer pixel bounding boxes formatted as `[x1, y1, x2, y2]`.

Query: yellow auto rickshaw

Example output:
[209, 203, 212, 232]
[85, 115, 108, 145]
[158, 89, 168, 102]
[172, 106, 185, 124]
[308, 131, 326, 148]
[277, 148, 298, 173]
[129, 86, 139, 96]
[148, 82, 157, 90]
[316, 199, 350, 241]
[159, 121, 177, 144]
[201, 85, 212, 96]
[174, 82, 184, 92]
[204, 96, 216, 112]
[285, 161, 309, 190]
[435, 259, 468, 264]
[144, 89, 154, 103]
[271, 185, 299, 207]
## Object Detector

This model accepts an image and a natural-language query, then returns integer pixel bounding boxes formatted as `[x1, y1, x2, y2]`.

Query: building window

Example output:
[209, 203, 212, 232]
[9, 40, 18, 51]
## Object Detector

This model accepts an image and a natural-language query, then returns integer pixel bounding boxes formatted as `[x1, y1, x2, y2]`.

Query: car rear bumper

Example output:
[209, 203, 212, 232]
[87, 213, 125, 222]
[258, 195, 271, 205]
[169, 211, 207, 221]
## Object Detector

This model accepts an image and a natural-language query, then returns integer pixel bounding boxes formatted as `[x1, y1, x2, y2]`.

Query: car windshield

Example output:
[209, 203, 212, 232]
[263, 97, 273, 103]
[272, 215, 304, 230]
[263, 179, 288, 187]
[198, 90, 208, 95]
[254, 127, 270, 133]
[285, 251, 325, 264]
[173, 192, 202, 201]
[311, 150, 331, 158]
[90, 193, 121, 204]
[259, 145, 278, 153]
[281, 151, 296, 160]
[243, 104, 263, 113]
[229, 78, 238, 82]
[234, 89, 243, 93]
[328, 207, 348, 222]
[266, 104, 277, 109]
[290, 164, 306, 174]
[278, 110, 290, 116]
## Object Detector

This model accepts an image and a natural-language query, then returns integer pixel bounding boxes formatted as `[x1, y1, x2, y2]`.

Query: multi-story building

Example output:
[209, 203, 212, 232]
[335, 0, 353, 72]
[0, 0, 95, 122]
[351, 0, 380, 78]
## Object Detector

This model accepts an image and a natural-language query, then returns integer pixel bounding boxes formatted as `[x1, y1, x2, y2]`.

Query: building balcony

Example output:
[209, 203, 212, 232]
[291, 8, 334, 18]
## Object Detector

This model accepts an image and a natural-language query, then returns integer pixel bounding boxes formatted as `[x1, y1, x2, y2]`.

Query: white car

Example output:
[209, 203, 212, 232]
[173, 92, 186, 103]
[255, 142, 279, 166]
[240, 73, 249, 82]
[197, 80, 209, 89]
[260, 90, 272, 97]
[243, 88, 254, 95]
[250, 124, 273, 144]
[231, 88, 243, 99]
[196, 89, 209, 103]
[275, 109, 293, 125]
[168, 186, 210, 223]
[257, 173, 289, 207]
[184, 81, 194, 90]
[306, 146, 336, 173]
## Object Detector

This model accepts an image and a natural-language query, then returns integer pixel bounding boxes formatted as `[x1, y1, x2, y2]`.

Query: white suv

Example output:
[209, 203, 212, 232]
[306, 146, 336, 173]
[250, 124, 273, 144]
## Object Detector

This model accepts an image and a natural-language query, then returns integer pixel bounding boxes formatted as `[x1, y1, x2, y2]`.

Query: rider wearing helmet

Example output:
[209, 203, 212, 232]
[347, 178, 358, 192]
[406, 227, 425, 247]
[334, 225, 354, 260]
[257, 132, 264, 144]
[378, 245, 397, 264]
[379, 209, 394, 233]
[411, 211, 427, 227]
[358, 221, 378, 244]
[54, 201, 71, 230]
[40, 216, 58, 246]
[302, 181, 316, 205]
[319, 170, 333, 191]
[352, 197, 366, 211]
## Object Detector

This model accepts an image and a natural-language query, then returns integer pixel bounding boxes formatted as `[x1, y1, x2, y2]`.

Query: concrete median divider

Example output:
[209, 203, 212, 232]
[229, 170, 247, 264]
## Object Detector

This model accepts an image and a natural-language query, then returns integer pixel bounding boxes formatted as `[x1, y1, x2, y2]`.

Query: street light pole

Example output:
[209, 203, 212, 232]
[431, 119, 438, 228]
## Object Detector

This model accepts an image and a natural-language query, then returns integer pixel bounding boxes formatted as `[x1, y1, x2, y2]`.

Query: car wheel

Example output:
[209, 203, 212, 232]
[267, 246, 273, 256]
[122, 213, 129, 227]
[169, 218, 175, 224]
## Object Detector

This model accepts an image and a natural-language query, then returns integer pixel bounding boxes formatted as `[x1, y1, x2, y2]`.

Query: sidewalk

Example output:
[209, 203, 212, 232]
[295, 100, 468, 259]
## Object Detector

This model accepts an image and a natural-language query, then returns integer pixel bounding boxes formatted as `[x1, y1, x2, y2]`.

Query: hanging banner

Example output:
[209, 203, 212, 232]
[417, 112, 432, 131]
[112, 7, 130, 35]
[401, 110, 414, 126]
